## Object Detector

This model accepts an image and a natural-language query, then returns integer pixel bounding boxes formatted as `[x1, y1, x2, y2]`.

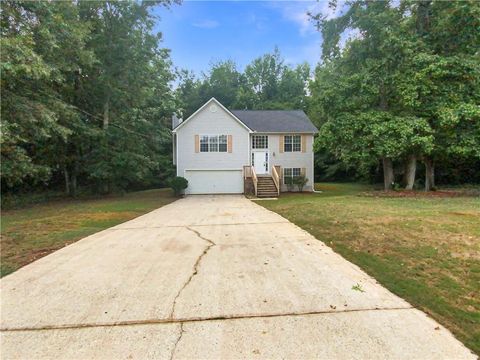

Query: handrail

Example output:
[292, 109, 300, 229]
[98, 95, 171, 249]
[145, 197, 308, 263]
[271, 165, 280, 196]
[251, 166, 258, 197]
[243, 165, 251, 179]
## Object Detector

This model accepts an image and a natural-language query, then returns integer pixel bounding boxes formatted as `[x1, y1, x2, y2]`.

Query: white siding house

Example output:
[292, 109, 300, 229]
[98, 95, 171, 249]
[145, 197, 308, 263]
[172, 98, 318, 196]
[173, 99, 251, 194]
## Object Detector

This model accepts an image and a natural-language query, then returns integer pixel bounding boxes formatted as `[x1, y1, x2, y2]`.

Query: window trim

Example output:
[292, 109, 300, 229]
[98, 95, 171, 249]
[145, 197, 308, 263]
[284, 135, 301, 152]
[200, 134, 228, 153]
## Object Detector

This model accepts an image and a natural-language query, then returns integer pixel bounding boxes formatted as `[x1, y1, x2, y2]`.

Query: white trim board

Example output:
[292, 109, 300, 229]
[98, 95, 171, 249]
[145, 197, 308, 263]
[184, 168, 243, 172]
[172, 98, 253, 133]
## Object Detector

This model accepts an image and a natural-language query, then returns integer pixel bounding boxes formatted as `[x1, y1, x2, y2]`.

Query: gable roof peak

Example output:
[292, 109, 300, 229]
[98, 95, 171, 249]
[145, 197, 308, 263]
[172, 98, 252, 133]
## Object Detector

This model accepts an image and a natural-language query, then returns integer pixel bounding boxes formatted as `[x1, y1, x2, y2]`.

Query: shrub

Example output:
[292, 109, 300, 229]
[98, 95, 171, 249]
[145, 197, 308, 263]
[169, 176, 188, 196]
[285, 176, 295, 192]
[294, 175, 308, 192]
[392, 182, 402, 191]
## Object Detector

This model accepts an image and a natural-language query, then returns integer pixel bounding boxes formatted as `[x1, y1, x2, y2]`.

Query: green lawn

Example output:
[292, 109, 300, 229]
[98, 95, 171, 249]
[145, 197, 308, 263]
[1, 189, 177, 277]
[257, 183, 480, 355]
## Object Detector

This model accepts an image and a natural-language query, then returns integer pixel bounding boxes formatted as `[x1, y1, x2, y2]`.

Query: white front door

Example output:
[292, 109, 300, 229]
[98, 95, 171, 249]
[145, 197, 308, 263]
[253, 151, 268, 174]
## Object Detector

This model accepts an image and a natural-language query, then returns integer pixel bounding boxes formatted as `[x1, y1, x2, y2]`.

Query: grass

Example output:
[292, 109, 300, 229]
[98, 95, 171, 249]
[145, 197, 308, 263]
[257, 183, 480, 355]
[1, 189, 177, 277]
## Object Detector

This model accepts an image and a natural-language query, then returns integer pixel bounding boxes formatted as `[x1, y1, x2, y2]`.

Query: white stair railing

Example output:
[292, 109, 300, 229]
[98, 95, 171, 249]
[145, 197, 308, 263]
[271, 165, 280, 196]
[251, 166, 258, 197]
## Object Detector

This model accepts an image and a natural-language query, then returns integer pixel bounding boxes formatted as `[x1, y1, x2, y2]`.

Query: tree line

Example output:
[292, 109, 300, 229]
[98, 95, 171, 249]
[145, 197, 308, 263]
[309, 0, 480, 190]
[1, 0, 479, 198]
[2, 0, 178, 196]
[175, 47, 310, 118]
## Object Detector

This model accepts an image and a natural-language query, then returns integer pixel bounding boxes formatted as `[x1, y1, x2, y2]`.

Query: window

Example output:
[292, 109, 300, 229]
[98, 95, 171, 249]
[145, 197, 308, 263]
[252, 135, 268, 149]
[209, 135, 218, 152]
[200, 135, 228, 152]
[219, 135, 227, 152]
[283, 168, 301, 184]
[200, 135, 209, 152]
[284, 135, 301, 152]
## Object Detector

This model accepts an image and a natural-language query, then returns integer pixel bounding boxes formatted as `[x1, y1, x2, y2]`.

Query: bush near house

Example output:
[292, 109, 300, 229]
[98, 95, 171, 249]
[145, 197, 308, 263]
[294, 175, 308, 192]
[169, 176, 188, 196]
[284, 176, 295, 192]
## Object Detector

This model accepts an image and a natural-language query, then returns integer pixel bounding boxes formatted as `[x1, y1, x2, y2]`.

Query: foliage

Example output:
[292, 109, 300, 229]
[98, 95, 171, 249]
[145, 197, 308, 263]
[2, 0, 478, 198]
[293, 175, 308, 192]
[308, 0, 480, 189]
[175, 48, 310, 118]
[284, 176, 295, 192]
[1, 0, 177, 196]
[169, 176, 188, 196]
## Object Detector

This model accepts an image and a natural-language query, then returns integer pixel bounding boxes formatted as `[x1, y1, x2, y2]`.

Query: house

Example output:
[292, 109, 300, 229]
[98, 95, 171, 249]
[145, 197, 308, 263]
[172, 98, 318, 197]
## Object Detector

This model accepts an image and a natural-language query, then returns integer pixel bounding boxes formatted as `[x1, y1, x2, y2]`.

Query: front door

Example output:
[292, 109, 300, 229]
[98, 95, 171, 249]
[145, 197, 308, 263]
[253, 151, 268, 174]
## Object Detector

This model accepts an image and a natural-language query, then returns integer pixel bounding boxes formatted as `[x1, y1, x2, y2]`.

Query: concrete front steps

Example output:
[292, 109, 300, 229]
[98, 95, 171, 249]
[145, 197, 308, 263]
[257, 176, 279, 198]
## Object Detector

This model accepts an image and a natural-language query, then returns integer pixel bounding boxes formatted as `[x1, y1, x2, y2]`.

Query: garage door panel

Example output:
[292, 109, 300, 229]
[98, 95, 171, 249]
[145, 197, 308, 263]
[185, 170, 243, 194]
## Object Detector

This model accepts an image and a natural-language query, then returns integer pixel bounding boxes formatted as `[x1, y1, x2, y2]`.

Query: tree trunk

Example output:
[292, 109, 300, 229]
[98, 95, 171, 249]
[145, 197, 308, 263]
[404, 155, 417, 190]
[70, 170, 77, 197]
[103, 97, 110, 130]
[425, 158, 435, 191]
[63, 166, 70, 195]
[382, 157, 394, 190]
[416, 1, 431, 35]
[70, 151, 79, 197]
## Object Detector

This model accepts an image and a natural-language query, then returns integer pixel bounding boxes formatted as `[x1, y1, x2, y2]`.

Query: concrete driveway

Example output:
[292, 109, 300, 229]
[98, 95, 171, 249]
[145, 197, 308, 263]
[1, 195, 475, 359]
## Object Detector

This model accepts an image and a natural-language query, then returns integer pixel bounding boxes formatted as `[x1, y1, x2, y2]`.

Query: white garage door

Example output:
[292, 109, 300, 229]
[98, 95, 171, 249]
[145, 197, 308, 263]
[185, 170, 243, 194]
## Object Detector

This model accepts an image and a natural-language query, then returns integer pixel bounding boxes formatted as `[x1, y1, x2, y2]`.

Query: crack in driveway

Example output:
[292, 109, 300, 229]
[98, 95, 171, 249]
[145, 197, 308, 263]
[168, 226, 216, 319]
[169, 322, 184, 360]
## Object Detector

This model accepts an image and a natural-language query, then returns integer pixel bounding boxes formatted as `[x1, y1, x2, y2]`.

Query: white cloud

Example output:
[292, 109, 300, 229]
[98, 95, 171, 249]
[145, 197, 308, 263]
[246, 12, 269, 32]
[267, 1, 346, 37]
[192, 19, 220, 29]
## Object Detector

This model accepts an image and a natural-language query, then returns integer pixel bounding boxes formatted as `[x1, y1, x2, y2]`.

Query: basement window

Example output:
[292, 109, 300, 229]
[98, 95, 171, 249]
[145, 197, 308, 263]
[283, 168, 301, 184]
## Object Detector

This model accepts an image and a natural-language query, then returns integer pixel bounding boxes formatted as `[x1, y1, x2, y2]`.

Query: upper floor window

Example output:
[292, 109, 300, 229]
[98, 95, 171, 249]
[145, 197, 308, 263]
[200, 135, 227, 152]
[284, 135, 301, 152]
[252, 135, 268, 149]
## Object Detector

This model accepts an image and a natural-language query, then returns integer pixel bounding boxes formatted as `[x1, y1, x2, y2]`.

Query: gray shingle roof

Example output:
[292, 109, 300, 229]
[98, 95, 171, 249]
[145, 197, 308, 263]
[231, 110, 318, 133]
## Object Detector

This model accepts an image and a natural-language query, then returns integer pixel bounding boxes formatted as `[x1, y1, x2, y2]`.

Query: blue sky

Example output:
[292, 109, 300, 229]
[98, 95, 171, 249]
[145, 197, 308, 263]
[153, 1, 338, 76]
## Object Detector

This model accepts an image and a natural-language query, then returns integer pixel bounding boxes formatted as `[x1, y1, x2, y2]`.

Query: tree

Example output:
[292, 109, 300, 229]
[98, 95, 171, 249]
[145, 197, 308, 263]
[277, 63, 310, 109]
[175, 69, 204, 118]
[242, 47, 286, 109]
[76, 1, 177, 193]
[311, 1, 432, 190]
[1, 1, 92, 189]
[1, 0, 178, 195]
[203, 60, 242, 108]
[398, 1, 480, 190]
[175, 48, 311, 115]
